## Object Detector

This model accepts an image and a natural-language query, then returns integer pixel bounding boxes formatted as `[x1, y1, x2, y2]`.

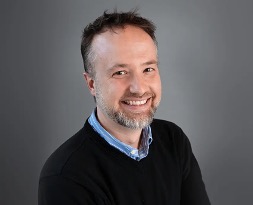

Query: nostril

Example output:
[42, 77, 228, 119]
[129, 78, 147, 95]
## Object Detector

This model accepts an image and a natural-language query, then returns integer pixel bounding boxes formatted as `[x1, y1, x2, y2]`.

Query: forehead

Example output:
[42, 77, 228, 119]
[91, 25, 157, 56]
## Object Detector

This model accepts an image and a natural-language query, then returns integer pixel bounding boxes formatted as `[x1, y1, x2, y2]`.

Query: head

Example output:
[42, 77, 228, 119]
[81, 10, 161, 130]
[81, 10, 157, 78]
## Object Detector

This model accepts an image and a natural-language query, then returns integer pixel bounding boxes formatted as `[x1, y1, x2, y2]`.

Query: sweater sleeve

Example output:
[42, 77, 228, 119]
[38, 175, 108, 205]
[179, 131, 211, 205]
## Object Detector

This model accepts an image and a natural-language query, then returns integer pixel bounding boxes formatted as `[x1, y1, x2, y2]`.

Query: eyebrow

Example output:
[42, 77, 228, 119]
[108, 60, 158, 71]
[141, 60, 158, 66]
[109, 63, 128, 70]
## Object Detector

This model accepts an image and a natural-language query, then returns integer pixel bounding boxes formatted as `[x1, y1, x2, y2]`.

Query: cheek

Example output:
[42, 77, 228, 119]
[96, 76, 132, 100]
[96, 81, 121, 99]
[152, 78, 162, 103]
[158, 79, 162, 94]
[108, 80, 126, 91]
[152, 76, 162, 93]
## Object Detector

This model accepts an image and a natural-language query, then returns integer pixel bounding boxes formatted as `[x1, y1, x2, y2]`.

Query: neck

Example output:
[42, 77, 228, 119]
[96, 108, 142, 149]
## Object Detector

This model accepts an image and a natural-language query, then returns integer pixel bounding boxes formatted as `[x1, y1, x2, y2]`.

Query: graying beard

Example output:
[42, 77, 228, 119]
[110, 108, 156, 130]
[95, 81, 158, 129]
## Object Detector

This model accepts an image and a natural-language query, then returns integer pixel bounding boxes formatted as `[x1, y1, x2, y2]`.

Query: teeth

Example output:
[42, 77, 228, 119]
[124, 100, 147, 105]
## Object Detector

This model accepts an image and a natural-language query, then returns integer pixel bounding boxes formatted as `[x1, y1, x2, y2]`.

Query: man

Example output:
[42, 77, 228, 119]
[39, 10, 210, 205]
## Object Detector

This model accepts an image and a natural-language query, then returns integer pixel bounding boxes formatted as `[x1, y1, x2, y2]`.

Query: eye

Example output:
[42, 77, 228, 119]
[112, 70, 128, 76]
[144, 67, 155, 72]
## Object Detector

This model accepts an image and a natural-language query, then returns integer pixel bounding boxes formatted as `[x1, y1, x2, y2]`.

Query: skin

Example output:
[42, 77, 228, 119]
[84, 25, 162, 148]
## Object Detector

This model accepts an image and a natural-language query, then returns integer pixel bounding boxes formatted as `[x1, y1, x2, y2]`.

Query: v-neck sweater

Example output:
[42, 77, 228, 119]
[39, 119, 210, 205]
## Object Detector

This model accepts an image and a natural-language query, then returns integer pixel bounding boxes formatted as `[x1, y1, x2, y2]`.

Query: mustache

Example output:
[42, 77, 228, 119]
[120, 92, 155, 99]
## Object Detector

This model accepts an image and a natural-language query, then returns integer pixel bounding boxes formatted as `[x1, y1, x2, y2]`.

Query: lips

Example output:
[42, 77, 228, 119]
[122, 96, 153, 106]
[124, 99, 147, 105]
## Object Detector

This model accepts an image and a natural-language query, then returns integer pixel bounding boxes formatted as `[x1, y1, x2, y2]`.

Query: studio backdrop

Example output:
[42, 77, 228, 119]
[1, 0, 252, 205]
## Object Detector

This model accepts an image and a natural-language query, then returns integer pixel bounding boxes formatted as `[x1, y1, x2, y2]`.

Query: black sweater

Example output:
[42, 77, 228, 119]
[39, 119, 210, 205]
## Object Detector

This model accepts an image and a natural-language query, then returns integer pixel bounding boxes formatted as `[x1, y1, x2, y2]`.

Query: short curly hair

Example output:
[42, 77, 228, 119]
[81, 9, 157, 77]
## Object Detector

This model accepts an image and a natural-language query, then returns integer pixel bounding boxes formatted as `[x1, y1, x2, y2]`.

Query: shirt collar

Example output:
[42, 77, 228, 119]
[88, 109, 153, 161]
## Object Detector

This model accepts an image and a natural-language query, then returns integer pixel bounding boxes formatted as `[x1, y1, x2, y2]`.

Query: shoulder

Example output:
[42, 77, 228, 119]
[151, 119, 191, 151]
[40, 122, 95, 179]
[151, 118, 184, 137]
[40, 127, 86, 178]
[151, 118, 180, 128]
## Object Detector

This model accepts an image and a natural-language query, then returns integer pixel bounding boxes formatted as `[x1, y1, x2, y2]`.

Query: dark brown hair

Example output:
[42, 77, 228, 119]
[81, 9, 157, 77]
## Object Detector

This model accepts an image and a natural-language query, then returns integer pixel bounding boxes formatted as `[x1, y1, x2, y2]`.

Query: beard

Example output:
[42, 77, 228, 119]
[103, 105, 157, 130]
[95, 83, 159, 130]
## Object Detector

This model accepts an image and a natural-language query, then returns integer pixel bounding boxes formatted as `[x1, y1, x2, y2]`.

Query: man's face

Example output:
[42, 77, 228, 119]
[87, 25, 161, 129]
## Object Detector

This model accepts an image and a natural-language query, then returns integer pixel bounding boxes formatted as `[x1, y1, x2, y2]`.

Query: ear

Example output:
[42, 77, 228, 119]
[83, 72, 96, 96]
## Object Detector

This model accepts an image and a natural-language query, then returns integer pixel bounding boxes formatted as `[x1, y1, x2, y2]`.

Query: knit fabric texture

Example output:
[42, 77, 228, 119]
[39, 119, 210, 205]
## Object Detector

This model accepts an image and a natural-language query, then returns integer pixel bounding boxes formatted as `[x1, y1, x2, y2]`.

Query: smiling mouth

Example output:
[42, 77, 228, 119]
[122, 98, 150, 106]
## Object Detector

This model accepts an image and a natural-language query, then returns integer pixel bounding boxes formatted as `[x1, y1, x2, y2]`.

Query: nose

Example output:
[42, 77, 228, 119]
[129, 74, 147, 96]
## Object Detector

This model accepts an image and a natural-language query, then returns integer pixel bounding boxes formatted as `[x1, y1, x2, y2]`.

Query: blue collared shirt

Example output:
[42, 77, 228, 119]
[88, 110, 153, 161]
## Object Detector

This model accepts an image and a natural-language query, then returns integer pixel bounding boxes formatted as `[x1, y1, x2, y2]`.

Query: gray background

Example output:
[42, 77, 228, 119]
[1, 0, 252, 204]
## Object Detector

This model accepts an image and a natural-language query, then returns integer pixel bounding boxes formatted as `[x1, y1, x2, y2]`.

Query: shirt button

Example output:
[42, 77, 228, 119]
[131, 150, 137, 155]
